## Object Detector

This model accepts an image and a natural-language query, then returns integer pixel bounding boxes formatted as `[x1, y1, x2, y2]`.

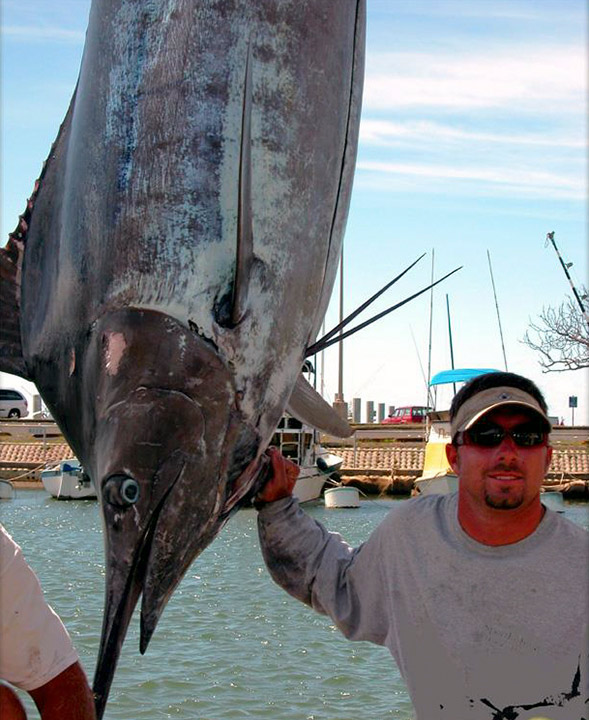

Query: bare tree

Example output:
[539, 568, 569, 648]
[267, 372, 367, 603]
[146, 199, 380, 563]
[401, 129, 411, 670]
[523, 288, 589, 372]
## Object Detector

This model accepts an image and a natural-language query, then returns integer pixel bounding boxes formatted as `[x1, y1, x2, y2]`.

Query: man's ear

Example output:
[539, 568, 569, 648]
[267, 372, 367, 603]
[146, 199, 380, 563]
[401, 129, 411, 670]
[544, 445, 553, 475]
[445, 442, 460, 474]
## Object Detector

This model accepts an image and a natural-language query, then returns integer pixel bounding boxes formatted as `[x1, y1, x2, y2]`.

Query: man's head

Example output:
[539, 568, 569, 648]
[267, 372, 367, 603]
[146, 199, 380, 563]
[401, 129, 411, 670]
[449, 371, 551, 441]
[445, 372, 553, 529]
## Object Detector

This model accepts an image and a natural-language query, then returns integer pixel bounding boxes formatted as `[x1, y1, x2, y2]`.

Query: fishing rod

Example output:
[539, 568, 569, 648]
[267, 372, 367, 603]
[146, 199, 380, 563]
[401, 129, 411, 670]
[545, 231, 589, 327]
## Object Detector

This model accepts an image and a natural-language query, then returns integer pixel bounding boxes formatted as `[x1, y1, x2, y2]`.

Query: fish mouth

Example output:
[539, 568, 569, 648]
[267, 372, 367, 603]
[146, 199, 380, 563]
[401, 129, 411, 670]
[91, 443, 259, 719]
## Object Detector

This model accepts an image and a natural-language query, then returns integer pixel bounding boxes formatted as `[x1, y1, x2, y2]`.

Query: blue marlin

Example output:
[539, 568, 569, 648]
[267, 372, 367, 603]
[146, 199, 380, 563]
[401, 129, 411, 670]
[0, 0, 365, 714]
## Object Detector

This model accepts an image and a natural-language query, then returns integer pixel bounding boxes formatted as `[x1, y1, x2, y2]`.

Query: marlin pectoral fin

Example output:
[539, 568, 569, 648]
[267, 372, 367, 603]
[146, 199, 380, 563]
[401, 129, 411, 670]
[286, 375, 352, 438]
[0, 234, 30, 379]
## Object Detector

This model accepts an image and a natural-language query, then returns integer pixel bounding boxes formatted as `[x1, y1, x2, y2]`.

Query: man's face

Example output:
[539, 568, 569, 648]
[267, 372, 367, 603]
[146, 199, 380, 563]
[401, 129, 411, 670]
[446, 407, 553, 511]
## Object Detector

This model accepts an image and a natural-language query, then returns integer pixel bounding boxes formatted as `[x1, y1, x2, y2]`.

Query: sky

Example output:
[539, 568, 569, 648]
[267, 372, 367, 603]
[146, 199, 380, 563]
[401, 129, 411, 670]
[1, 0, 588, 425]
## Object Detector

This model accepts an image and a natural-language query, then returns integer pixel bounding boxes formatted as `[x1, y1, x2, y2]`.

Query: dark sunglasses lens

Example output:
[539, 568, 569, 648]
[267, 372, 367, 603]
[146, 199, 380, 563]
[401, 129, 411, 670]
[467, 424, 546, 447]
[511, 430, 544, 447]
[468, 427, 504, 446]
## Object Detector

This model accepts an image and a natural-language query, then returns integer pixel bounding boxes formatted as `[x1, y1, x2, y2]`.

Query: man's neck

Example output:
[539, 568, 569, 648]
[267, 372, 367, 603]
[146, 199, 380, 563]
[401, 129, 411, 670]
[457, 494, 546, 546]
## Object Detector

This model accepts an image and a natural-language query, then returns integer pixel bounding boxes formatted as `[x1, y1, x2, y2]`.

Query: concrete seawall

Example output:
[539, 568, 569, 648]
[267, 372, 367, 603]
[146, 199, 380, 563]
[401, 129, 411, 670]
[327, 446, 589, 498]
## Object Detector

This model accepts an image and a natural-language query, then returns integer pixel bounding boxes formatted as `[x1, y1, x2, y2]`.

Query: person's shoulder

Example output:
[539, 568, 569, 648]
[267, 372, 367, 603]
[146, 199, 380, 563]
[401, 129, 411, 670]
[549, 510, 589, 545]
[380, 493, 451, 531]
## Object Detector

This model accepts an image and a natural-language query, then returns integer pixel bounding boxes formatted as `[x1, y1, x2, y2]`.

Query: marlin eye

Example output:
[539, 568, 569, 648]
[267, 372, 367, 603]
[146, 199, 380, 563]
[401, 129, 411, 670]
[103, 475, 140, 506]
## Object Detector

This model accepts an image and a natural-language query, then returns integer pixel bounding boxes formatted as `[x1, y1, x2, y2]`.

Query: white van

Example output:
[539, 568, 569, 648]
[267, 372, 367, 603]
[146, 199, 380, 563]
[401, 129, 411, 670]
[0, 389, 29, 419]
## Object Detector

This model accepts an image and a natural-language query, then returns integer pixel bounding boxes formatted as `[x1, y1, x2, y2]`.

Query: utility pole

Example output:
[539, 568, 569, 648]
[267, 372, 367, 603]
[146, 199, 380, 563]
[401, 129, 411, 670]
[333, 244, 347, 420]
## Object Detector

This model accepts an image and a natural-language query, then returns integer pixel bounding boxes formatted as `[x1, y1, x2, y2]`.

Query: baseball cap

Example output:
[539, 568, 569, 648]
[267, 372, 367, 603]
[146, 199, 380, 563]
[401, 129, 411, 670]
[451, 386, 552, 439]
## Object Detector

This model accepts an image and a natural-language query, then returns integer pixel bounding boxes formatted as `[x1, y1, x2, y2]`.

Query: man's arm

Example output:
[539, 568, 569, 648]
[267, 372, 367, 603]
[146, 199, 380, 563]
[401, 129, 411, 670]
[29, 662, 96, 720]
[256, 449, 390, 645]
[0, 683, 27, 720]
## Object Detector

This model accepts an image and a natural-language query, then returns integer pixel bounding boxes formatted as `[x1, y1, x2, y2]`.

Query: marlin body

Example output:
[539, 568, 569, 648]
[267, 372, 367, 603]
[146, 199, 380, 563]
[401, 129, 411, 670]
[0, 0, 364, 713]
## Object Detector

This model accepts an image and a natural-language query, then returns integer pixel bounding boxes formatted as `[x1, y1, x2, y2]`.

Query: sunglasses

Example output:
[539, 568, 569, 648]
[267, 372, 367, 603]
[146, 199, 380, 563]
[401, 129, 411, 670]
[454, 423, 548, 448]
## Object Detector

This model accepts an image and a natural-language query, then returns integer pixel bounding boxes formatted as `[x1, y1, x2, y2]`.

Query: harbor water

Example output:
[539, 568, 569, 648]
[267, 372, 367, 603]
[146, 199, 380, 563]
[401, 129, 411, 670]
[2, 491, 588, 719]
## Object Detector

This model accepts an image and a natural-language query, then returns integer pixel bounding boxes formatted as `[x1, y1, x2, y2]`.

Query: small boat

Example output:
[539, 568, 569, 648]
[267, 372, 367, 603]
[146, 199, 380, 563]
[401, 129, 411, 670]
[413, 369, 499, 497]
[41, 459, 97, 500]
[413, 407, 458, 496]
[0, 479, 15, 500]
[324, 485, 360, 508]
[271, 415, 343, 503]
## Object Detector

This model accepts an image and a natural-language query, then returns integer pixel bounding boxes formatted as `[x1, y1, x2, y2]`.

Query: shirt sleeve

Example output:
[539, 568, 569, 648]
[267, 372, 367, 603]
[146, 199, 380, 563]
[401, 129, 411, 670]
[257, 497, 390, 646]
[0, 524, 79, 691]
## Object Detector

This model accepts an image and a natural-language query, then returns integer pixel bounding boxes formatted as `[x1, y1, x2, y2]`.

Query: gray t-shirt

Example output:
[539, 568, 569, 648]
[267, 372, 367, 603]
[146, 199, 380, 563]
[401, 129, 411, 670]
[258, 493, 589, 719]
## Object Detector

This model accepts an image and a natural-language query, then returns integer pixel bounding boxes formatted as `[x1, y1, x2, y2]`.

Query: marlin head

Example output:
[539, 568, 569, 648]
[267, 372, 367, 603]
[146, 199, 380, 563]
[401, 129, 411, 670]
[75, 309, 261, 714]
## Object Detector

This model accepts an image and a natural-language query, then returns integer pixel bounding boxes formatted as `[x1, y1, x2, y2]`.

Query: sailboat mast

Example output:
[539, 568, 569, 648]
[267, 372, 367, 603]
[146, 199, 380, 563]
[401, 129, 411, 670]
[445, 294, 456, 394]
[426, 249, 435, 407]
[487, 249, 508, 371]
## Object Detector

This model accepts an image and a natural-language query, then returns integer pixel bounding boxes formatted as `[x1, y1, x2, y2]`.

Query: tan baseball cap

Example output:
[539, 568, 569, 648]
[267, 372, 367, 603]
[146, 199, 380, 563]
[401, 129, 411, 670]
[451, 386, 552, 438]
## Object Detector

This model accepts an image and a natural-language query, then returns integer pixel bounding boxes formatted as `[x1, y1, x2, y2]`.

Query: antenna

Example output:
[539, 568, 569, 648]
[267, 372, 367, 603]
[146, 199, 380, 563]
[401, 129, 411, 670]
[545, 232, 589, 327]
[487, 250, 508, 371]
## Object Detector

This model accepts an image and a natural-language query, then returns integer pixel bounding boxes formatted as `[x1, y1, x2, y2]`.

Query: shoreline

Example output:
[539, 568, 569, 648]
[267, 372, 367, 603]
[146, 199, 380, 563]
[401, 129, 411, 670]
[8, 476, 589, 500]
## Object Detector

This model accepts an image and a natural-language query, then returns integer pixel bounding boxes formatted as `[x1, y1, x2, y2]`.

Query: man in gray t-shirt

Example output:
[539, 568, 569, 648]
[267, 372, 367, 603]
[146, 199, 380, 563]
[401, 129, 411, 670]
[255, 371, 589, 719]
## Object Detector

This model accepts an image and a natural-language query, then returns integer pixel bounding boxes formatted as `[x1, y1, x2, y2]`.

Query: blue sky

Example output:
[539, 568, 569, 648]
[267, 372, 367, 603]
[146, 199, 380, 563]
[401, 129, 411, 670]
[1, 0, 588, 424]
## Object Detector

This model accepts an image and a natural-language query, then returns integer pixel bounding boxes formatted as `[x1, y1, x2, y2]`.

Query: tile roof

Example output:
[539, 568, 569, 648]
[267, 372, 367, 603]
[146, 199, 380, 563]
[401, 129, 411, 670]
[1, 442, 588, 480]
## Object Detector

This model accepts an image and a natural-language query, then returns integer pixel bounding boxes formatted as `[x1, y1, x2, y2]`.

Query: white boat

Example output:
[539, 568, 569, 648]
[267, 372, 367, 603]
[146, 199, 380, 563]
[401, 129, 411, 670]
[324, 485, 360, 508]
[41, 459, 97, 500]
[0, 479, 15, 500]
[413, 369, 498, 498]
[271, 415, 343, 503]
[413, 408, 458, 496]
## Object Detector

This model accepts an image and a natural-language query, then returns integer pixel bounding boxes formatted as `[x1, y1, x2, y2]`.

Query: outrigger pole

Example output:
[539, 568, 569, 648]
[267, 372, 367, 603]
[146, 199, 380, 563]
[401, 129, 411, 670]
[545, 231, 589, 327]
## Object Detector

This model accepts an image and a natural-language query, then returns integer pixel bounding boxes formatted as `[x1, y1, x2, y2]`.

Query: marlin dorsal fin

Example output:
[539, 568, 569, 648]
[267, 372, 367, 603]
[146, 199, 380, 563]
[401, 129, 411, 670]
[231, 40, 254, 326]
[0, 232, 29, 378]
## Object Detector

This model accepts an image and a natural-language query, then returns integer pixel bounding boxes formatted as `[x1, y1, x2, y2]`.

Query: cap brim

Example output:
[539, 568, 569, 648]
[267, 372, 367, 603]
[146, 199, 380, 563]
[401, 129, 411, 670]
[463, 400, 552, 433]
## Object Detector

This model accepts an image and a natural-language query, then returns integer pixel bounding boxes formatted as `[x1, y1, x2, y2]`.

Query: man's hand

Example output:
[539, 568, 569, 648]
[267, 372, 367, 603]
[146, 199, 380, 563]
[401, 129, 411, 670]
[255, 448, 300, 505]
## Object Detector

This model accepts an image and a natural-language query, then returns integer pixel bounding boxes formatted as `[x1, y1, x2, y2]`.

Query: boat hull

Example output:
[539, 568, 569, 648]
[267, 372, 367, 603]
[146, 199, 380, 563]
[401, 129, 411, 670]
[324, 486, 360, 508]
[293, 471, 326, 503]
[413, 473, 458, 496]
[0, 479, 15, 500]
[41, 460, 97, 500]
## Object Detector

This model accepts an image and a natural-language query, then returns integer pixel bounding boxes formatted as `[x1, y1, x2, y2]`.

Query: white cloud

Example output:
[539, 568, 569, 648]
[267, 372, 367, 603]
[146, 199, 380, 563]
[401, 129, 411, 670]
[356, 160, 585, 200]
[359, 119, 586, 150]
[2, 25, 85, 43]
[363, 46, 586, 112]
